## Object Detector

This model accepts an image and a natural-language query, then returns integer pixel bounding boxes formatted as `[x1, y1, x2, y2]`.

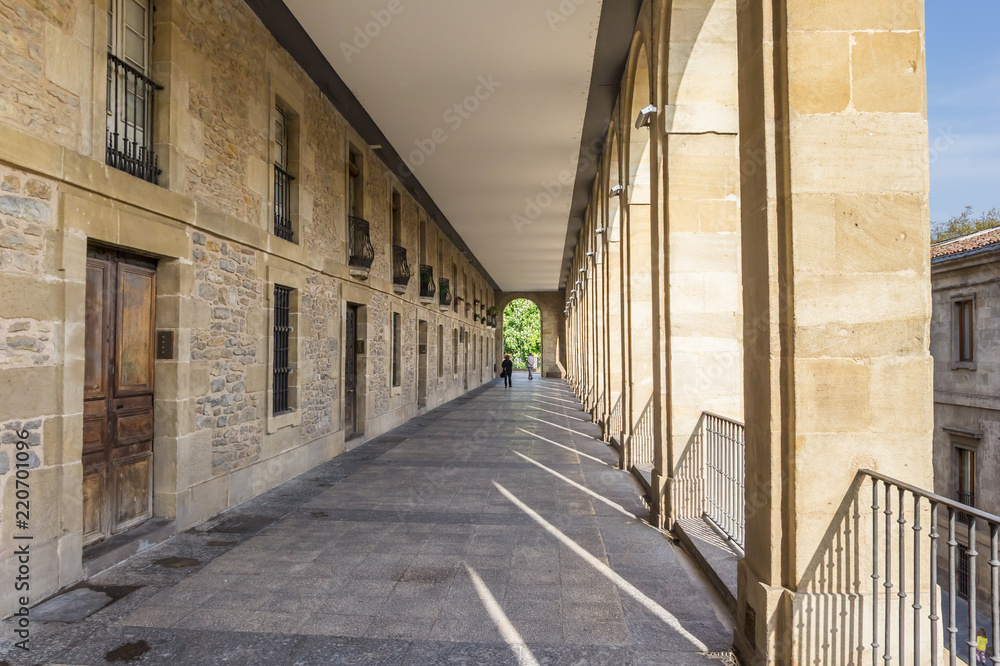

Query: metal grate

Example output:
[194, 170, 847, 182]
[607, 392, 623, 444]
[274, 165, 294, 241]
[392, 245, 411, 287]
[106, 52, 162, 184]
[273, 285, 292, 415]
[348, 216, 375, 269]
[419, 265, 435, 299]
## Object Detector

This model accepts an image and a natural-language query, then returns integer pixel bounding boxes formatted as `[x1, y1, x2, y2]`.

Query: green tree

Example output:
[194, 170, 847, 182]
[502, 299, 541, 369]
[931, 206, 1000, 243]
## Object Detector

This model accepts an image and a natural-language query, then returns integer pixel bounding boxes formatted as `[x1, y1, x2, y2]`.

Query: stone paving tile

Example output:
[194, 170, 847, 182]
[1, 378, 735, 665]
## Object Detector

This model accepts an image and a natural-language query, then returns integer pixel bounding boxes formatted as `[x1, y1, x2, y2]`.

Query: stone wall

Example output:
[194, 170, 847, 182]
[0, 0, 498, 619]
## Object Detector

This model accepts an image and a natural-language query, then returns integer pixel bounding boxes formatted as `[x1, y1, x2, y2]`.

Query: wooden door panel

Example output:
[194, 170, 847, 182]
[82, 467, 106, 546]
[114, 411, 153, 447]
[115, 264, 156, 397]
[85, 260, 111, 400]
[113, 453, 151, 532]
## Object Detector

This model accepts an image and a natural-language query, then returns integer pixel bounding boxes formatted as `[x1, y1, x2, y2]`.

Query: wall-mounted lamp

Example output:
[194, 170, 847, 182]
[609, 184, 623, 198]
[586, 251, 595, 258]
[595, 227, 606, 235]
[579, 267, 586, 273]
[635, 104, 657, 129]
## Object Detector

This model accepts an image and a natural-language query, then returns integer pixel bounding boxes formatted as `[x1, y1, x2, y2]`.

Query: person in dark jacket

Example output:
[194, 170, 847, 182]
[501, 354, 513, 388]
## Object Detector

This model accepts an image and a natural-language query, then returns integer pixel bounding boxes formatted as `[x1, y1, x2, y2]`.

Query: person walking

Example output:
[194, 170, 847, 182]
[527, 353, 536, 380]
[501, 354, 513, 388]
[977, 628, 988, 665]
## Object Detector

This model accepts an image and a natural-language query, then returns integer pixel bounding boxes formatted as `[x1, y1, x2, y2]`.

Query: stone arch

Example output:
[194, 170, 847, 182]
[494, 291, 566, 379]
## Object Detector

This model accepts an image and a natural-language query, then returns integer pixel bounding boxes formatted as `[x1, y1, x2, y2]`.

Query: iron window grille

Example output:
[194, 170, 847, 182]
[273, 285, 293, 415]
[274, 165, 294, 241]
[348, 216, 376, 269]
[392, 312, 401, 387]
[392, 245, 411, 287]
[106, 52, 162, 184]
[439, 278, 452, 307]
[419, 265, 436, 299]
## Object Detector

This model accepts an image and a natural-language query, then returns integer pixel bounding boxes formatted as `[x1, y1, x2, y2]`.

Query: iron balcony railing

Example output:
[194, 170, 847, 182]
[959, 490, 977, 525]
[348, 216, 375, 269]
[862, 469, 1000, 666]
[419, 265, 435, 299]
[607, 392, 623, 445]
[274, 165, 294, 241]
[629, 395, 655, 466]
[702, 412, 746, 551]
[106, 52, 162, 184]
[392, 245, 411, 287]
[438, 278, 452, 307]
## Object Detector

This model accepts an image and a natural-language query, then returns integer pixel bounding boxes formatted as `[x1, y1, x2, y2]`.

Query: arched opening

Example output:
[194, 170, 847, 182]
[502, 298, 541, 373]
[623, 41, 656, 469]
[605, 128, 625, 441]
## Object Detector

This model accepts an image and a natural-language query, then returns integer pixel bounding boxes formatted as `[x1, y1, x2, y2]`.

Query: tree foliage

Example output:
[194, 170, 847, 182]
[503, 299, 541, 369]
[931, 206, 1000, 244]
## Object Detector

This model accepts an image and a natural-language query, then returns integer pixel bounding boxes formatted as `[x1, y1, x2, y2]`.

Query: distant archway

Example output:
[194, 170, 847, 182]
[502, 298, 540, 369]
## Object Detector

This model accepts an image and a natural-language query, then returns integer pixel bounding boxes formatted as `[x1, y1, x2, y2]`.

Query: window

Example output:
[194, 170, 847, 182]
[438, 324, 444, 377]
[106, 0, 161, 183]
[273, 285, 293, 415]
[957, 447, 975, 520]
[452, 328, 458, 376]
[273, 104, 295, 241]
[392, 312, 401, 388]
[956, 299, 974, 363]
[348, 147, 364, 218]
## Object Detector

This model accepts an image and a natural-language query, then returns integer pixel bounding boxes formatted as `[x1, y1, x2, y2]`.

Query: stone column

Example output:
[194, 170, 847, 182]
[735, 0, 931, 662]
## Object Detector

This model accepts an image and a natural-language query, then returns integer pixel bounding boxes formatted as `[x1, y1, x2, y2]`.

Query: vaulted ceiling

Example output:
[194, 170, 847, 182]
[250, 0, 640, 291]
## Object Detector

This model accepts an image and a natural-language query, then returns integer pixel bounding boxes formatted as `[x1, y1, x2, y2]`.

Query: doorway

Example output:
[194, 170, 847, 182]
[417, 320, 428, 407]
[345, 303, 359, 438]
[83, 246, 157, 547]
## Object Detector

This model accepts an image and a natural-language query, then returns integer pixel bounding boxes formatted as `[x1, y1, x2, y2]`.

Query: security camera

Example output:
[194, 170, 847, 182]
[635, 104, 657, 129]
[609, 184, 624, 198]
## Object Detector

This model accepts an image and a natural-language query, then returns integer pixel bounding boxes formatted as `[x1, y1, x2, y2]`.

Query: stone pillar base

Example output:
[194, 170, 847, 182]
[735, 561, 791, 665]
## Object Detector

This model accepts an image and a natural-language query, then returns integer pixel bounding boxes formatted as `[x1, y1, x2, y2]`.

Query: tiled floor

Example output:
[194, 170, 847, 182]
[2, 378, 734, 665]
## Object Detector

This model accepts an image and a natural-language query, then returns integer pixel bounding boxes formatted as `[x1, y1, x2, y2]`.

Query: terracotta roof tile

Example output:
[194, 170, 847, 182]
[931, 226, 1000, 260]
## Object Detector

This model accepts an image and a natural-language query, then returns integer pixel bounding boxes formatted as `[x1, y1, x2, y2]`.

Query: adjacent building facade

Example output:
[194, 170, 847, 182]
[931, 227, 1000, 606]
[0, 0, 501, 618]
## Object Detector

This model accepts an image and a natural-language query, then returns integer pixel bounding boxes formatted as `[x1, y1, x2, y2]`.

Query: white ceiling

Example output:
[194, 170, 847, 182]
[283, 0, 604, 292]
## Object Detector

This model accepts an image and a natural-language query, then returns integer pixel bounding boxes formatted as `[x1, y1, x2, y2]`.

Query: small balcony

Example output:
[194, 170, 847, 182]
[438, 278, 452, 311]
[392, 245, 411, 294]
[419, 265, 436, 304]
[348, 216, 375, 279]
[106, 52, 163, 185]
[274, 165, 294, 242]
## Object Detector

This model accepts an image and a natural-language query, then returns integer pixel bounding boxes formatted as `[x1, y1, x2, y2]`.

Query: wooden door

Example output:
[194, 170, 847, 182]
[345, 304, 358, 438]
[83, 247, 156, 547]
[417, 320, 428, 407]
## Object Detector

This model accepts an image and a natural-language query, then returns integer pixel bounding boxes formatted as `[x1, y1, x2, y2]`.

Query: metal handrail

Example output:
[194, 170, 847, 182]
[702, 412, 745, 550]
[629, 395, 655, 465]
[860, 468, 1000, 666]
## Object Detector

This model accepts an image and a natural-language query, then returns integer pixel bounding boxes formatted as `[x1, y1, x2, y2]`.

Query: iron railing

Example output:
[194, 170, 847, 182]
[272, 285, 292, 415]
[703, 412, 746, 551]
[438, 278, 452, 307]
[419, 265, 435, 299]
[392, 245, 411, 287]
[274, 165, 294, 241]
[630, 395, 655, 466]
[348, 216, 375, 269]
[607, 392, 623, 444]
[959, 491, 977, 525]
[106, 52, 162, 184]
[863, 469, 1000, 666]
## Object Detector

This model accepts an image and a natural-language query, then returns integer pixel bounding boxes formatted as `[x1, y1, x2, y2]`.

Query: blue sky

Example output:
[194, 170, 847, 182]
[926, 2, 1000, 223]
